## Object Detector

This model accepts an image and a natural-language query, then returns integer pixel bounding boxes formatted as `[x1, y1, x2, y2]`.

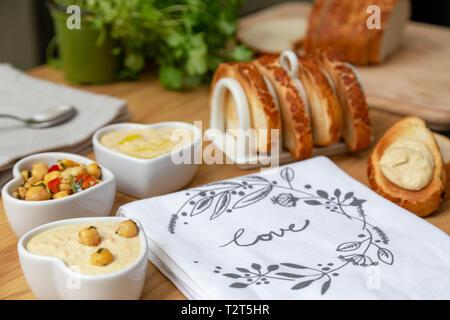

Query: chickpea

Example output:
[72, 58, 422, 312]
[21, 170, 29, 181]
[78, 226, 101, 246]
[59, 183, 72, 192]
[87, 163, 102, 179]
[61, 166, 85, 179]
[91, 248, 113, 266]
[44, 170, 61, 185]
[31, 162, 48, 180]
[116, 220, 138, 238]
[53, 191, 70, 199]
[26, 175, 40, 186]
[60, 159, 79, 168]
[25, 186, 50, 201]
[18, 186, 27, 199]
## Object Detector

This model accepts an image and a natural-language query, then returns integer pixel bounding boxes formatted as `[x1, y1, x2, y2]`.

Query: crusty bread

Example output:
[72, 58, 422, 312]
[368, 117, 447, 217]
[304, 0, 410, 65]
[433, 132, 450, 200]
[369, 0, 411, 64]
[297, 56, 342, 146]
[318, 51, 371, 151]
[237, 18, 307, 55]
[253, 55, 313, 159]
[339, 0, 373, 65]
[211, 62, 281, 153]
[315, 0, 370, 65]
[303, 0, 332, 54]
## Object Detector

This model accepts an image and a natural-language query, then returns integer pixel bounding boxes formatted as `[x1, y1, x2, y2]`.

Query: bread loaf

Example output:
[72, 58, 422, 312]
[304, 0, 411, 65]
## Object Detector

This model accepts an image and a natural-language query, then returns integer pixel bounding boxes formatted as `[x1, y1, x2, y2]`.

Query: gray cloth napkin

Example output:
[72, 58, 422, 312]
[0, 64, 130, 184]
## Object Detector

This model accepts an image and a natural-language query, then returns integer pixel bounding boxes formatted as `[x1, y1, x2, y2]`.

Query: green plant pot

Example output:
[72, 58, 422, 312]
[49, 6, 120, 84]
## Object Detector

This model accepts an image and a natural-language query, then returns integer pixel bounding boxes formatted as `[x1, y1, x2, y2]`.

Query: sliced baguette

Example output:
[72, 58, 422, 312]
[433, 132, 450, 200]
[211, 62, 281, 153]
[368, 117, 447, 217]
[253, 55, 313, 159]
[318, 51, 371, 151]
[368, 0, 411, 64]
[297, 56, 342, 146]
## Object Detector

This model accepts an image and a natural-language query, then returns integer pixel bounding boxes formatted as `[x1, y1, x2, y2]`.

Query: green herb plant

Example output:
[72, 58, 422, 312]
[52, 0, 253, 89]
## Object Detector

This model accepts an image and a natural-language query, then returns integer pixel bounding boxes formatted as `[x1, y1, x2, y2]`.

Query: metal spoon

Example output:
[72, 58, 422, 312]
[0, 104, 77, 128]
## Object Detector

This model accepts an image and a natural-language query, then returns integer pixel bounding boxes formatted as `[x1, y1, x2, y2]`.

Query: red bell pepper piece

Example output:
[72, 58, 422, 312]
[48, 177, 60, 194]
[82, 176, 98, 190]
[75, 174, 84, 183]
[48, 164, 59, 173]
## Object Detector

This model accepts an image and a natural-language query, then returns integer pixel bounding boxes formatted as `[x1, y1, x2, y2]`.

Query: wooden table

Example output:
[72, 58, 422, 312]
[0, 66, 449, 300]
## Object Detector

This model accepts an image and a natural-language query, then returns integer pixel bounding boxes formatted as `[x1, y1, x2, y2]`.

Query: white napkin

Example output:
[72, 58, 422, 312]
[118, 156, 450, 300]
[0, 63, 130, 174]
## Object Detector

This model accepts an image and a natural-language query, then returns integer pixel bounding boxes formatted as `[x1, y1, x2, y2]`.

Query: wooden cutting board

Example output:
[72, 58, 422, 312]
[238, 2, 450, 130]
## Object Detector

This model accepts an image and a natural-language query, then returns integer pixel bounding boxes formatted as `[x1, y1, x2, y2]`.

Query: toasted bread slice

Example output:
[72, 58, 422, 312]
[237, 18, 307, 55]
[433, 132, 450, 200]
[253, 55, 313, 159]
[211, 62, 281, 153]
[368, 117, 447, 216]
[297, 56, 342, 146]
[368, 0, 411, 64]
[318, 51, 371, 151]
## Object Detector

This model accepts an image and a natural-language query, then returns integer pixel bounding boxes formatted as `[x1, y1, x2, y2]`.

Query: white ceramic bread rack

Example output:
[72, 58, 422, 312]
[206, 50, 361, 170]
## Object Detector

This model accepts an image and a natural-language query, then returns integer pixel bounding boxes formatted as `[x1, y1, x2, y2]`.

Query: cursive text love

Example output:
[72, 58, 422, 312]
[220, 220, 310, 248]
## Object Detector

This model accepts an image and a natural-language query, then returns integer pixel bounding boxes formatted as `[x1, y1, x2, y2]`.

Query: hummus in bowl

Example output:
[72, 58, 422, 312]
[26, 221, 141, 275]
[18, 217, 148, 300]
[93, 122, 202, 198]
[100, 127, 194, 160]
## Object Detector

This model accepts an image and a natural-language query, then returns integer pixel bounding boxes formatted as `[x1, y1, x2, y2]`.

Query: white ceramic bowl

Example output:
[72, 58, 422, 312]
[93, 122, 201, 198]
[18, 216, 148, 300]
[2, 152, 116, 237]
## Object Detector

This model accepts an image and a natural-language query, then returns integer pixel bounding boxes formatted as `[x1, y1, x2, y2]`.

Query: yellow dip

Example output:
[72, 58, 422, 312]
[26, 222, 140, 275]
[379, 139, 434, 191]
[100, 127, 194, 159]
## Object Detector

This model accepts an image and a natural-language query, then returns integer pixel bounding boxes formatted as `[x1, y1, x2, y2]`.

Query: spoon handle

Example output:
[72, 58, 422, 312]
[0, 114, 28, 123]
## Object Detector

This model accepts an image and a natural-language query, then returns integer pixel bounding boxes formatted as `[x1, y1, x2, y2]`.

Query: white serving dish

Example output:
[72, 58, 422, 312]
[18, 216, 148, 300]
[2, 152, 116, 237]
[93, 122, 201, 199]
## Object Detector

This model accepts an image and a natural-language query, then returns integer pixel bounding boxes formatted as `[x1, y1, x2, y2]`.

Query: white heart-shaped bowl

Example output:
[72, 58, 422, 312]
[93, 122, 202, 199]
[2, 152, 116, 237]
[18, 216, 148, 300]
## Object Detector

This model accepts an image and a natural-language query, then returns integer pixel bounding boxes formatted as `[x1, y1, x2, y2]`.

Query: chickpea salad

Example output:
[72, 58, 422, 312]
[13, 159, 102, 201]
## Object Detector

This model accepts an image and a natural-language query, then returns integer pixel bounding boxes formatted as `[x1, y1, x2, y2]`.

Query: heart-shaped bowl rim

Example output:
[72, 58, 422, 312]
[92, 121, 202, 165]
[18, 216, 148, 279]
